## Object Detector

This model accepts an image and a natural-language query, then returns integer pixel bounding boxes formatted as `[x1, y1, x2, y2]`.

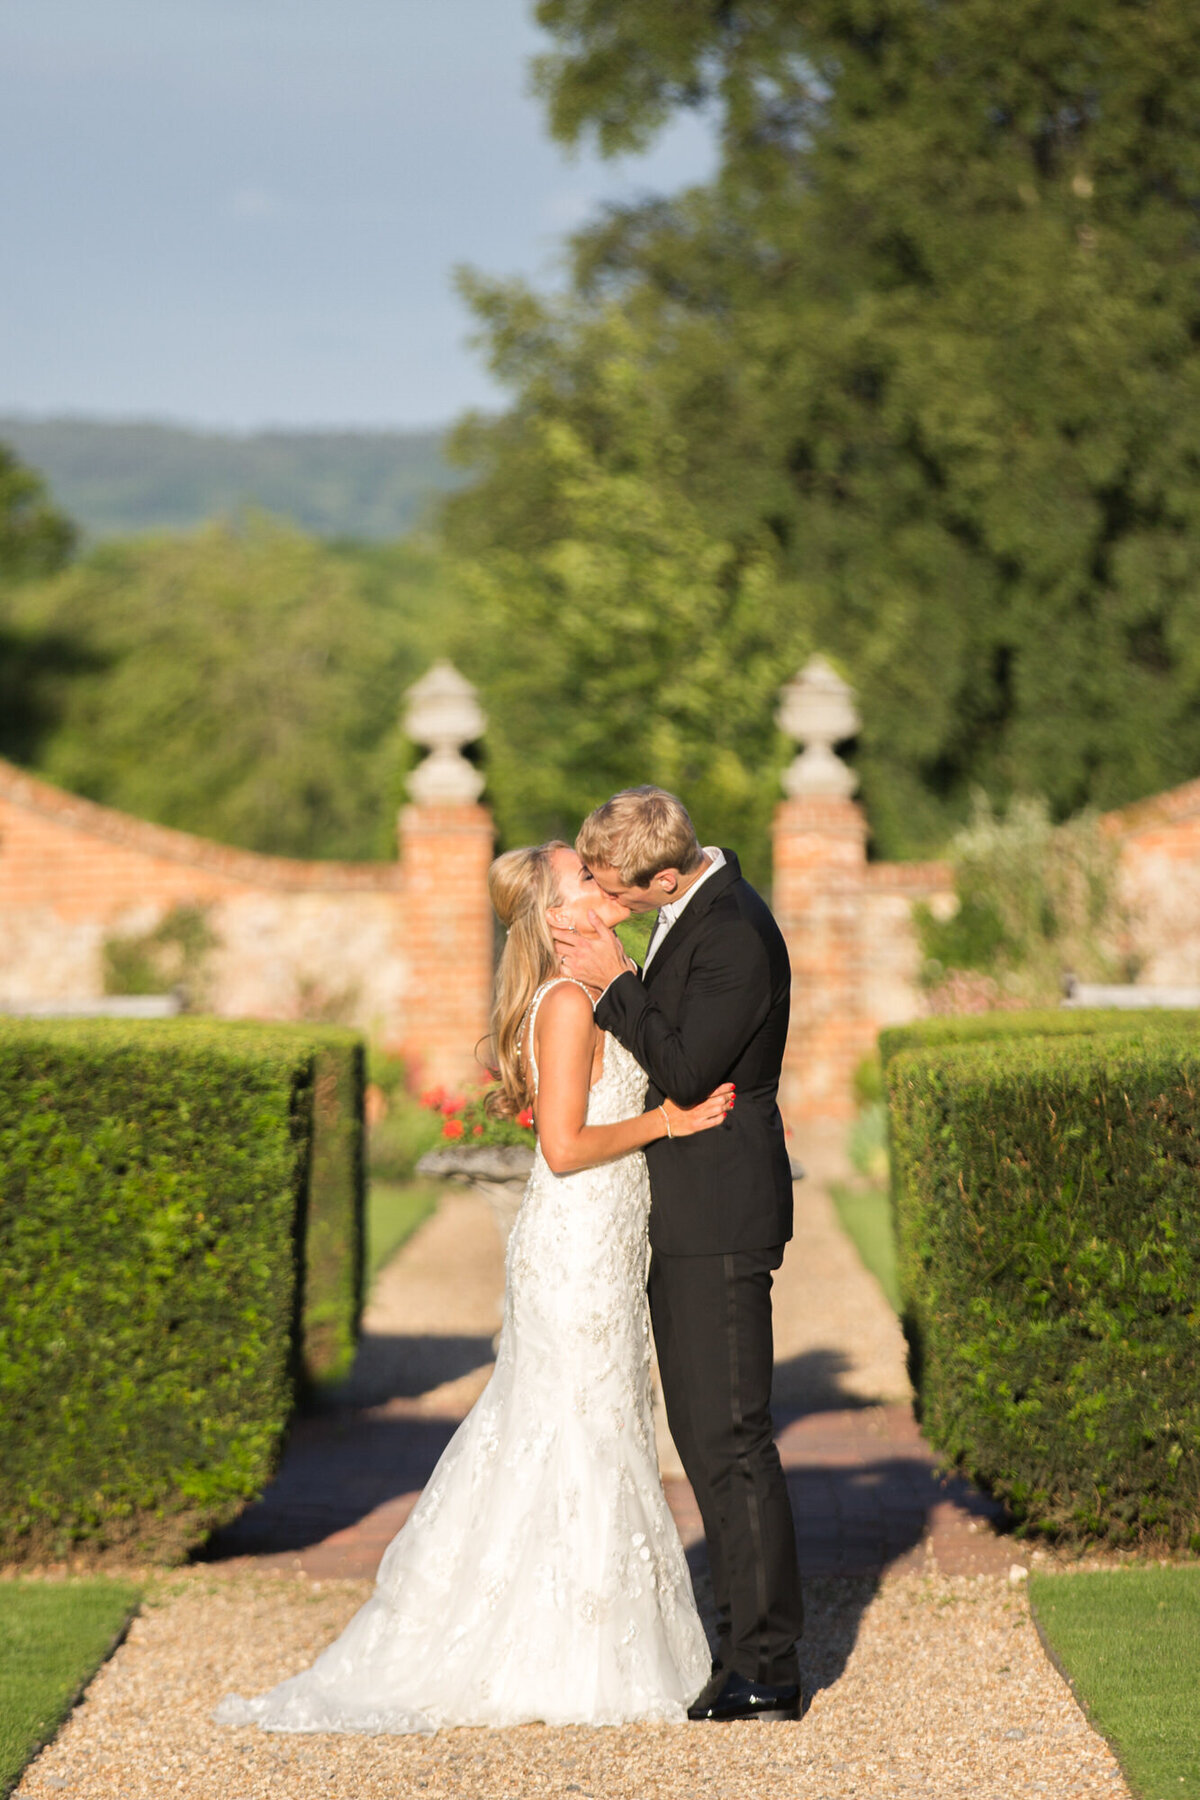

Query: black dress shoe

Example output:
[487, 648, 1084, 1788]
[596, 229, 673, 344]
[687, 1668, 801, 1722]
[687, 1666, 728, 1714]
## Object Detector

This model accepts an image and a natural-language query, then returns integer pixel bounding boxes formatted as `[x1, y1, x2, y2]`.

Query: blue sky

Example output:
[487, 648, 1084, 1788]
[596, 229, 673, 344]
[1, 1, 713, 430]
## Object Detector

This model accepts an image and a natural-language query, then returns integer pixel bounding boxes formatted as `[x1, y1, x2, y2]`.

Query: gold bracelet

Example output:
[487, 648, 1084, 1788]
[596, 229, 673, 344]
[658, 1103, 672, 1139]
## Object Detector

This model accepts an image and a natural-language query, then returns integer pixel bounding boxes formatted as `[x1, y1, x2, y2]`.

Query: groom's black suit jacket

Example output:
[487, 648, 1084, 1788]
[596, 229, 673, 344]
[594, 850, 794, 1257]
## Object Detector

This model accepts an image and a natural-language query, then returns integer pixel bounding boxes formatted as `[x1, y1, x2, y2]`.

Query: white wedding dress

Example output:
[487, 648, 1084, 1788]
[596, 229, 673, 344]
[216, 978, 710, 1733]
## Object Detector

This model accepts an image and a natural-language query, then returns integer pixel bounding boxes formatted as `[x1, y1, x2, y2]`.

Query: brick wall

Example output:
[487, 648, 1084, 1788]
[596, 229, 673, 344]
[393, 802, 496, 1089]
[773, 774, 1200, 1146]
[0, 759, 493, 1087]
[12, 744, 1200, 1126]
[1108, 778, 1200, 985]
[773, 795, 953, 1131]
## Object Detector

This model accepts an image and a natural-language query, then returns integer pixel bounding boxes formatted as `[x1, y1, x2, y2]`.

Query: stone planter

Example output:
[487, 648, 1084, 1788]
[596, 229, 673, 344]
[417, 1146, 805, 1254]
[416, 1143, 535, 1254]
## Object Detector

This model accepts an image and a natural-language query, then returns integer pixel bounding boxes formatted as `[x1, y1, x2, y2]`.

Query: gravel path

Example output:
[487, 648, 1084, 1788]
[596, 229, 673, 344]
[17, 1569, 1126, 1799]
[14, 1175, 1130, 1797]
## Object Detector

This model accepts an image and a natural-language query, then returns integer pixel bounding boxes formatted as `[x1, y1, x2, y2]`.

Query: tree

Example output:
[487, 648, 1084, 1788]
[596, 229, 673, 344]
[449, 337, 805, 883]
[0, 443, 75, 583]
[0, 443, 80, 764]
[1, 518, 466, 859]
[448, 0, 1200, 862]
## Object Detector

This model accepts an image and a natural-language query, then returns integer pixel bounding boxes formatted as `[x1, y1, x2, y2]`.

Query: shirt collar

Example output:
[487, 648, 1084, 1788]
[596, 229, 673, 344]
[659, 846, 724, 925]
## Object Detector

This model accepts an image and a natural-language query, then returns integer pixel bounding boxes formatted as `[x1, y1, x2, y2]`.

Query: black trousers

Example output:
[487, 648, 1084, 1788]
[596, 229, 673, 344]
[648, 1245, 803, 1686]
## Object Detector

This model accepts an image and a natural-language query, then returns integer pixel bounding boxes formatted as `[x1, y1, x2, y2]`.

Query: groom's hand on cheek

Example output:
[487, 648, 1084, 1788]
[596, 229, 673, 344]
[553, 913, 636, 990]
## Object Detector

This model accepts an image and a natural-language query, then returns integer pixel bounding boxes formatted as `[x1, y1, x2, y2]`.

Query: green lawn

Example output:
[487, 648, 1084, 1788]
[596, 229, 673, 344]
[828, 1178, 901, 1312]
[0, 1580, 140, 1796]
[1030, 1566, 1200, 1799]
[366, 1177, 441, 1282]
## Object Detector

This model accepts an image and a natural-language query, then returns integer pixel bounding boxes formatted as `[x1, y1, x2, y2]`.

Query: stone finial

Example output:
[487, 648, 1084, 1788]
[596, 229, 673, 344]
[778, 655, 860, 799]
[404, 661, 486, 805]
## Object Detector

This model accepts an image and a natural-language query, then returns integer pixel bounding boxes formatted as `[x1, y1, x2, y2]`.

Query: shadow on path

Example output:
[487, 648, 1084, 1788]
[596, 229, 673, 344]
[334, 1331, 496, 1406]
[684, 1544, 880, 1702]
[200, 1325, 1015, 1601]
[772, 1345, 885, 1419]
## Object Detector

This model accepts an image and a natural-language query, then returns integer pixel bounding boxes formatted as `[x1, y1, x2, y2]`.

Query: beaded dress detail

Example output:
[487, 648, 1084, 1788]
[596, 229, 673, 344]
[216, 978, 709, 1733]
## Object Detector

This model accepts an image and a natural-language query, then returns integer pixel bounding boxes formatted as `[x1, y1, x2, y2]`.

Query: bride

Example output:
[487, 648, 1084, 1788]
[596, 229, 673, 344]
[216, 841, 732, 1733]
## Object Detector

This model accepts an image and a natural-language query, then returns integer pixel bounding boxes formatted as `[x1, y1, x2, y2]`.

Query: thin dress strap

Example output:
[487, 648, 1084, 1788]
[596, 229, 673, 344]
[521, 976, 595, 1093]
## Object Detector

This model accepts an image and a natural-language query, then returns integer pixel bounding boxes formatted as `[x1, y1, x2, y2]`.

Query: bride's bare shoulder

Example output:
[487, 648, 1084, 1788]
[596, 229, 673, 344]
[534, 979, 597, 1037]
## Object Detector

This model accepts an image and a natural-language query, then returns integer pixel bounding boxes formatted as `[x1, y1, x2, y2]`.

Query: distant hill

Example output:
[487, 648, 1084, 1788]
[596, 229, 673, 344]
[0, 415, 467, 541]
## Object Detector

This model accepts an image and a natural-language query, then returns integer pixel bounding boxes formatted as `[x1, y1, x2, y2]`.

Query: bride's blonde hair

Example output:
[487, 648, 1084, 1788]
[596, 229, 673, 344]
[486, 841, 570, 1118]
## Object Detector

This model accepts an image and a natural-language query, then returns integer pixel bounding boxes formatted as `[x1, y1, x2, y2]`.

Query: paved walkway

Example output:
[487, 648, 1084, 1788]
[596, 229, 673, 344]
[205, 1178, 1015, 1584]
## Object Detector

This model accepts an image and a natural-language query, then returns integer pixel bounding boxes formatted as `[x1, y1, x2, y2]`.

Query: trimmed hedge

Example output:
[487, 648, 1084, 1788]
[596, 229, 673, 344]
[251, 1023, 365, 1390]
[879, 1006, 1195, 1065]
[885, 1019, 1200, 1546]
[0, 1017, 364, 1563]
[208, 1018, 365, 1390]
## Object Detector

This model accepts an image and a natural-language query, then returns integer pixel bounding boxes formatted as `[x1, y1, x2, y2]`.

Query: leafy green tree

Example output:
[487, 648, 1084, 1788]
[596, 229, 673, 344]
[0, 443, 80, 763]
[450, 346, 805, 881]
[0, 443, 75, 582]
[448, 0, 1200, 862]
[1, 518, 466, 860]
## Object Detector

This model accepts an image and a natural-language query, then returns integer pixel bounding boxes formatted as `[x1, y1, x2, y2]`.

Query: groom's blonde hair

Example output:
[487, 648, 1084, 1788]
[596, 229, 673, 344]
[576, 787, 704, 887]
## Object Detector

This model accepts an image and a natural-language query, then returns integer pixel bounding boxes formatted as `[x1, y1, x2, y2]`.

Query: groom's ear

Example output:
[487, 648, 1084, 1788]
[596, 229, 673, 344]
[652, 869, 680, 899]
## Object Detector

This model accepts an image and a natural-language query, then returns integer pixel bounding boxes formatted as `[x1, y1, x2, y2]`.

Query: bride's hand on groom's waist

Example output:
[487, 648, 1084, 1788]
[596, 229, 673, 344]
[662, 1084, 735, 1138]
[553, 911, 636, 991]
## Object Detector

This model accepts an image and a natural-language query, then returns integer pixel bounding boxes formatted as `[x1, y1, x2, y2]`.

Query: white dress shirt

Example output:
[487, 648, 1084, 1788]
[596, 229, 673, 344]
[641, 847, 726, 973]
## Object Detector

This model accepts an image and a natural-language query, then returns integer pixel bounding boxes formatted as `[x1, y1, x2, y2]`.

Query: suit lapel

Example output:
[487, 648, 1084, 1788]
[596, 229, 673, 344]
[641, 850, 740, 986]
[639, 911, 668, 980]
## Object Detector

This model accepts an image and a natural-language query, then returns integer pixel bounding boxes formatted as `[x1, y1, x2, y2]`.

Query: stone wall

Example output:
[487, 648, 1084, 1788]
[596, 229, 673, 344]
[1109, 778, 1200, 985]
[11, 650, 1200, 1125]
[771, 684, 1200, 1146]
[0, 759, 493, 1089]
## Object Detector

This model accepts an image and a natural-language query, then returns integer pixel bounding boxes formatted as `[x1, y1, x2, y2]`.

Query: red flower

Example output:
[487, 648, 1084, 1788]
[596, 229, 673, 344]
[420, 1086, 447, 1112]
[442, 1119, 465, 1139]
[472, 1124, 484, 1137]
[442, 1093, 468, 1116]
[516, 1106, 535, 1130]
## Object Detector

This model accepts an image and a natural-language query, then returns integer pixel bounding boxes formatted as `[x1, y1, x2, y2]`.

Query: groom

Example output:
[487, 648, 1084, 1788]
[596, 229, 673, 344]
[556, 786, 803, 1722]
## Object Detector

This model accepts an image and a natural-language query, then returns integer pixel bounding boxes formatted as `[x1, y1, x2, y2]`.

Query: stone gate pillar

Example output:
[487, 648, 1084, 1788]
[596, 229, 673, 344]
[773, 657, 874, 1150]
[396, 662, 495, 1089]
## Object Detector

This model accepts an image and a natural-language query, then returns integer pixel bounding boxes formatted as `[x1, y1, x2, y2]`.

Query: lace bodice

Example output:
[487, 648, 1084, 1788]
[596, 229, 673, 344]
[215, 979, 708, 1734]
